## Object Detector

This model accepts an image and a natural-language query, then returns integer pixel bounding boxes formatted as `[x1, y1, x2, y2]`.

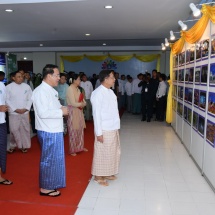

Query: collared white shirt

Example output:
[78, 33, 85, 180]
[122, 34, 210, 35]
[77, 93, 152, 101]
[156, 81, 167, 98]
[132, 78, 142, 94]
[125, 81, 132, 96]
[6, 82, 32, 115]
[0, 82, 6, 123]
[80, 81, 93, 99]
[32, 81, 63, 133]
[91, 84, 120, 136]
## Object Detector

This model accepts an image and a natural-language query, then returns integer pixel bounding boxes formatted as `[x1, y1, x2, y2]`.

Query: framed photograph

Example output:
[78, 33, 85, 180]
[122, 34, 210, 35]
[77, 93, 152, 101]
[188, 88, 193, 104]
[193, 112, 198, 130]
[188, 108, 192, 124]
[175, 70, 178, 81]
[181, 52, 185, 65]
[211, 34, 215, 56]
[185, 69, 189, 82]
[209, 63, 215, 85]
[189, 68, 194, 83]
[183, 105, 188, 121]
[194, 89, 199, 107]
[206, 120, 215, 147]
[202, 39, 209, 59]
[179, 86, 183, 100]
[195, 67, 201, 84]
[198, 115, 205, 135]
[184, 88, 188, 102]
[186, 49, 190, 64]
[208, 92, 215, 116]
[190, 49, 195, 62]
[177, 102, 183, 116]
[196, 43, 201, 61]
[199, 91, 206, 110]
[201, 65, 208, 84]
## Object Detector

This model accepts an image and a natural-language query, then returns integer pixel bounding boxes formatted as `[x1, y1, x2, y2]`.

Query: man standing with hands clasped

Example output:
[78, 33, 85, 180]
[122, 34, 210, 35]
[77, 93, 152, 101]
[91, 70, 121, 186]
[32, 64, 68, 197]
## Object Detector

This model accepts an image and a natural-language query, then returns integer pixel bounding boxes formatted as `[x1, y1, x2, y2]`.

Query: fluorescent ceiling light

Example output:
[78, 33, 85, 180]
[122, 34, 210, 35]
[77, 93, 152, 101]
[161, 43, 166, 50]
[103, 43, 106, 46]
[170, 31, 175, 40]
[105, 5, 113, 9]
[39, 44, 43, 46]
[5, 9, 13, 12]
[165, 38, 169, 46]
[189, 3, 201, 17]
[178, 20, 187, 31]
[85, 33, 90, 36]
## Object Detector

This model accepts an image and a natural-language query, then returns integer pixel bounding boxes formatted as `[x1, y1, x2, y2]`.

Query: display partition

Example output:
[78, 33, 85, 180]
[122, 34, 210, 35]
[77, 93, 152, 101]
[172, 20, 215, 189]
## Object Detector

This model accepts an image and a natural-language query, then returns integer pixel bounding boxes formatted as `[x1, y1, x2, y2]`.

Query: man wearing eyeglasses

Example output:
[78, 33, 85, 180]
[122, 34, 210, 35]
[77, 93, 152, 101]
[32, 64, 68, 197]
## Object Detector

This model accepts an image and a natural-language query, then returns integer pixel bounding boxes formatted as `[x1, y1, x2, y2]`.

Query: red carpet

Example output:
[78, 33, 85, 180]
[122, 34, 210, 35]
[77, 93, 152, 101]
[0, 121, 95, 215]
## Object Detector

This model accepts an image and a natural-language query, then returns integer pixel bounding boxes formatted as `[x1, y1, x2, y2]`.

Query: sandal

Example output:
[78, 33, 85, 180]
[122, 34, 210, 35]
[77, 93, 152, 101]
[104, 175, 117, 180]
[94, 179, 109, 186]
[40, 189, 61, 197]
[70, 153, 77, 156]
[21, 149, 27, 153]
[0, 179, 13, 185]
[83, 148, 88, 152]
[7, 148, 14, 153]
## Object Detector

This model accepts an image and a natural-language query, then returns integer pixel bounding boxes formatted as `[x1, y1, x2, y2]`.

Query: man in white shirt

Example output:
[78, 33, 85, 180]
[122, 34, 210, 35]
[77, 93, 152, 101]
[80, 74, 93, 120]
[6, 71, 32, 153]
[32, 64, 68, 197]
[156, 74, 167, 121]
[132, 73, 143, 114]
[125, 76, 133, 112]
[0, 82, 13, 185]
[91, 70, 121, 187]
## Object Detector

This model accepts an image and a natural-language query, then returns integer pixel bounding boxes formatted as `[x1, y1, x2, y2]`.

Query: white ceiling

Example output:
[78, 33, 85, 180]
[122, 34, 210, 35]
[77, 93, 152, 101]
[0, 0, 202, 51]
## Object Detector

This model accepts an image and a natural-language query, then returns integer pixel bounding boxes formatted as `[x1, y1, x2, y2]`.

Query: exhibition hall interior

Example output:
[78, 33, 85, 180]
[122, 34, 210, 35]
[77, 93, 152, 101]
[1, 0, 215, 215]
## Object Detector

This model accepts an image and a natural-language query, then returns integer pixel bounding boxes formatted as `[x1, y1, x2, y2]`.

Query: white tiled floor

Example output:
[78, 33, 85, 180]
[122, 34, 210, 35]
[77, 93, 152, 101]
[75, 113, 215, 215]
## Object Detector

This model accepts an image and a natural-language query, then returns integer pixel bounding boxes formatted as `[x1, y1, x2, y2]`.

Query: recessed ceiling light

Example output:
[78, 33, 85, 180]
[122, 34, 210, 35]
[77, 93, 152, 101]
[5, 9, 13, 12]
[39, 44, 43, 46]
[103, 43, 106, 46]
[85, 33, 90, 36]
[105, 5, 113, 9]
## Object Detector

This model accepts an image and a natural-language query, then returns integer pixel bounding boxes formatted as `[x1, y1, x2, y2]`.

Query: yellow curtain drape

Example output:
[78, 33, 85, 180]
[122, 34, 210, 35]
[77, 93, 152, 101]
[60, 54, 161, 72]
[109, 55, 133, 61]
[156, 55, 161, 72]
[166, 50, 173, 123]
[85, 55, 107, 61]
[171, 4, 215, 55]
[169, 5, 215, 122]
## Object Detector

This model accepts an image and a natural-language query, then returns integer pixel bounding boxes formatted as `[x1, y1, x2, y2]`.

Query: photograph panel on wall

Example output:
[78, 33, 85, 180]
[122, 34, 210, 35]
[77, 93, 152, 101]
[193, 112, 198, 130]
[186, 49, 190, 64]
[189, 67, 194, 83]
[201, 39, 209, 59]
[196, 43, 202, 61]
[183, 105, 188, 121]
[177, 102, 183, 117]
[190, 48, 195, 62]
[211, 34, 215, 57]
[187, 88, 193, 104]
[201, 65, 208, 85]
[206, 120, 215, 147]
[184, 87, 188, 102]
[209, 63, 215, 86]
[199, 91, 207, 110]
[173, 85, 177, 97]
[185, 69, 189, 82]
[208, 92, 215, 116]
[178, 86, 183, 100]
[178, 53, 182, 66]
[198, 114, 205, 136]
[188, 108, 192, 125]
[175, 70, 178, 81]
[195, 67, 201, 84]
[178, 69, 184, 82]
[194, 89, 199, 107]
[181, 52, 185, 65]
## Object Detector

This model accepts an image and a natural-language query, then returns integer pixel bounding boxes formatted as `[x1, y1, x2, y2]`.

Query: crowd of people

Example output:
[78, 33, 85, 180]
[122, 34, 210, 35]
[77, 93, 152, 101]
[0, 66, 169, 196]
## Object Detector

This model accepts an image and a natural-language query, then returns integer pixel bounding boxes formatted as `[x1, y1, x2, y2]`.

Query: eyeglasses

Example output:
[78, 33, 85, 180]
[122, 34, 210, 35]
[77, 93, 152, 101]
[52, 74, 60, 78]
